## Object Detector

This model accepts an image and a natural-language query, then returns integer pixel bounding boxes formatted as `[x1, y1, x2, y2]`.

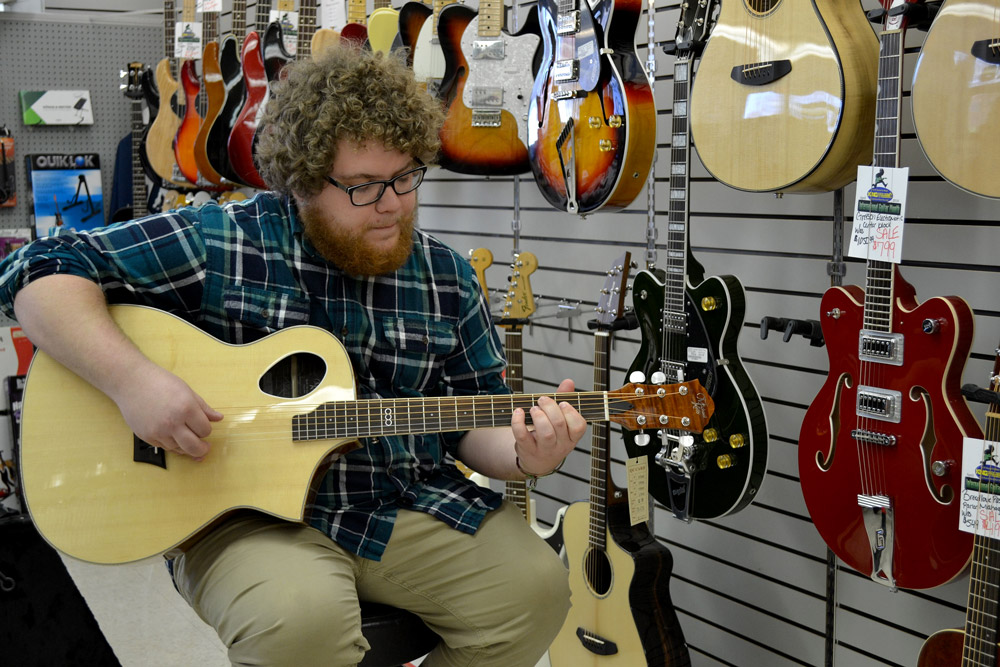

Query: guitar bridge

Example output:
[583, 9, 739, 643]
[575, 627, 618, 655]
[471, 110, 502, 127]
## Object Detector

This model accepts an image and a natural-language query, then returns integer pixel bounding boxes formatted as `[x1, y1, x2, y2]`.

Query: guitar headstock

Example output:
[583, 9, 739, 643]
[595, 251, 632, 328]
[469, 247, 494, 297]
[609, 379, 715, 434]
[120, 62, 145, 100]
[673, 0, 720, 56]
[501, 251, 538, 321]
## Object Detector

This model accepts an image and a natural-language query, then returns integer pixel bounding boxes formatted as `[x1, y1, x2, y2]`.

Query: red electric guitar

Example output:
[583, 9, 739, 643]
[173, 0, 204, 186]
[797, 0, 981, 591]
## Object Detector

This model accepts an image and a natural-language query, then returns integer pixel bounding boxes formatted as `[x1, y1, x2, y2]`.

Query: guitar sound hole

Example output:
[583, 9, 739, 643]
[583, 547, 613, 596]
[259, 352, 326, 398]
[744, 0, 780, 16]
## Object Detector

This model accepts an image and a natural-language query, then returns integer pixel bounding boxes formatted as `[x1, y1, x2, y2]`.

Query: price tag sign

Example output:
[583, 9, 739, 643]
[849, 165, 909, 264]
[959, 436, 1000, 538]
[627, 456, 650, 526]
[174, 21, 203, 59]
[197, 0, 221, 11]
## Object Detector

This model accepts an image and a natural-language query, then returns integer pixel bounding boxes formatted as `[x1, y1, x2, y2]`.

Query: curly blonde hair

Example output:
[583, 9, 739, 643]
[255, 48, 444, 197]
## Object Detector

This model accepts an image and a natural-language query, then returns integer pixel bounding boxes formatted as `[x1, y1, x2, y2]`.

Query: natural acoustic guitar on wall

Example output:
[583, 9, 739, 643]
[689, 0, 879, 193]
[437, 1, 540, 176]
[549, 253, 692, 667]
[622, 0, 768, 522]
[911, 0, 1000, 199]
[19, 305, 713, 565]
[527, 0, 655, 214]
[917, 340, 1000, 666]
[797, 0, 981, 591]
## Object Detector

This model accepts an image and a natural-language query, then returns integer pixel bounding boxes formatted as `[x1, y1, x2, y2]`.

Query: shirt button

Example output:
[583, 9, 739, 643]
[261, 309, 270, 319]
[342, 326, 349, 337]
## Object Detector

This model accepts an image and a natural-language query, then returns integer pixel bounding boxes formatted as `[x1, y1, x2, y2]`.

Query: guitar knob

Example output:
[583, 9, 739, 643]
[923, 318, 945, 334]
[702, 428, 719, 443]
[650, 371, 667, 385]
[717, 454, 736, 469]
[729, 434, 746, 448]
[932, 460, 953, 477]
[629, 371, 646, 383]
[701, 296, 719, 311]
[634, 433, 651, 446]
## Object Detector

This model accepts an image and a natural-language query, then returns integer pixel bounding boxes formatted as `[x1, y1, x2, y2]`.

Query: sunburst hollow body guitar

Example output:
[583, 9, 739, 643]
[689, 0, 878, 193]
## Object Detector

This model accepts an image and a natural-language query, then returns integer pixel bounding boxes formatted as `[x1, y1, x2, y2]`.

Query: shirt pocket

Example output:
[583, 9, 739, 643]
[222, 284, 311, 334]
[375, 317, 458, 392]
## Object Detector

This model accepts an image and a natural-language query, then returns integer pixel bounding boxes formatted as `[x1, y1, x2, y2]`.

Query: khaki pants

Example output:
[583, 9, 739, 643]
[171, 501, 571, 667]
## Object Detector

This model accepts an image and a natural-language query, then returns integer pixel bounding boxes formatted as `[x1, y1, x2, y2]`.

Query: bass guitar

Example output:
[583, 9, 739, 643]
[438, 1, 540, 176]
[527, 0, 655, 214]
[689, 0, 878, 193]
[145, 0, 195, 188]
[19, 305, 713, 565]
[549, 253, 692, 667]
[367, 0, 399, 55]
[622, 0, 767, 521]
[193, 4, 230, 187]
[917, 341, 1000, 665]
[203, 0, 250, 187]
[798, 0, 981, 591]
[911, 0, 1000, 199]
[173, 0, 204, 186]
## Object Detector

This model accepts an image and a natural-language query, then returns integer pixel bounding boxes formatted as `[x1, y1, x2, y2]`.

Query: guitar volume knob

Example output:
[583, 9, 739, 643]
[717, 454, 736, 469]
[702, 428, 719, 442]
[729, 434, 746, 448]
[701, 296, 719, 311]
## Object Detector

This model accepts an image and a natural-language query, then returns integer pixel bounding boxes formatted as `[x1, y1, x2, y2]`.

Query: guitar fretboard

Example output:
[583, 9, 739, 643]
[588, 331, 611, 552]
[164, 0, 177, 73]
[862, 26, 905, 333]
[663, 57, 693, 361]
[130, 93, 148, 218]
[478, 0, 503, 38]
[232, 0, 247, 38]
[503, 327, 529, 519]
[291, 392, 611, 441]
[297, 0, 317, 60]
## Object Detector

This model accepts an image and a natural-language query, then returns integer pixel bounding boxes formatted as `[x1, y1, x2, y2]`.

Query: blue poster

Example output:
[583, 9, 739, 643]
[26, 153, 105, 237]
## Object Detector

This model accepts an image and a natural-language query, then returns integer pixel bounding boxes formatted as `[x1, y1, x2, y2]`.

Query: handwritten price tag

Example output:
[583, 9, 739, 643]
[627, 456, 649, 526]
[849, 165, 909, 264]
[959, 436, 1000, 538]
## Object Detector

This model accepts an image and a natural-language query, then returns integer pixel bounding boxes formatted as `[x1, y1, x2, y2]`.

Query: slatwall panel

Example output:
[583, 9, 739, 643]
[0, 2, 997, 666]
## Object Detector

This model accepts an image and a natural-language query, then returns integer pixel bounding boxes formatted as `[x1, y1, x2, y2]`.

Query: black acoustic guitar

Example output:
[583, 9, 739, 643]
[622, 0, 768, 521]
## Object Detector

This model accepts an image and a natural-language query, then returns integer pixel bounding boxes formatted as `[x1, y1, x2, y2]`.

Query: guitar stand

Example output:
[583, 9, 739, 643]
[63, 174, 102, 222]
[759, 315, 825, 347]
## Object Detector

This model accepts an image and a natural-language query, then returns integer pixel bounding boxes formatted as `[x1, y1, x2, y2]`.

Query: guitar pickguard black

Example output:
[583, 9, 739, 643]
[624, 268, 768, 520]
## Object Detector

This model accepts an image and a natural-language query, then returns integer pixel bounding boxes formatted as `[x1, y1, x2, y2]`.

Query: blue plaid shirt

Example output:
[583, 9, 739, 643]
[0, 192, 509, 560]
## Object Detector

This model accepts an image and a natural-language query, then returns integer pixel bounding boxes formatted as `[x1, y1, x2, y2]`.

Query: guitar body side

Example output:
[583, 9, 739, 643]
[19, 306, 361, 565]
[918, 628, 1000, 666]
[145, 58, 192, 188]
[229, 31, 269, 190]
[797, 278, 979, 589]
[206, 34, 247, 186]
[911, 0, 1000, 199]
[396, 2, 433, 66]
[194, 40, 229, 186]
[412, 12, 448, 96]
[623, 268, 768, 518]
[690, 0, 878, 193]
[367, 7, 400, 55]
[174, 59, 203, 185]
[550, 501, 690, 666]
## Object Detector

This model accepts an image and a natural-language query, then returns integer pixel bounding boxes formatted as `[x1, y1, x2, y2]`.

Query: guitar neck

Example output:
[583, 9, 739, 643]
[478, 0, 503, 38]
[503, 327, 530, 518]
[347, 0, 366, 25]
[297, 0, 318, 60]
[588, 330, 614, 551]
[232, 0, 247, 37]
[164, 0, 177, 74]
[130, 97, 148, 218]
[660, 56, 694, 373]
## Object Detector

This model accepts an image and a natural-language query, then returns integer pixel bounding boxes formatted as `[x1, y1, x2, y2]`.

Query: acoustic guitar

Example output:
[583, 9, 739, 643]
[19, 305, 713, 565]
[917, 341, 1000, 665]
[623, 0, 768, 521]
[911, 0, 1000, 199]
[145, 0, 195, 188]
[437, 0, 541, 176]
[797, 0, 980, 591]
[549, 254, 692, 667]
[689, 0, 878, 193]
[172, 0, 204, 186]
[527, 0, 655, 214]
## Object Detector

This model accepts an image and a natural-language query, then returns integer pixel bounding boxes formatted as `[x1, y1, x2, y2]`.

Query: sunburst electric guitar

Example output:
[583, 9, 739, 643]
[437, 1, 540, 175]
[798, 0, 981, 591]
[19, 305, 713, 565]
[527, 0, 655, 214]
[917, 341, 1000, 665]
[911, 0, 1000, 199]
[623, 0, 768, 521]
[550, 253, 692, 667]
[689, 0, 878, 193]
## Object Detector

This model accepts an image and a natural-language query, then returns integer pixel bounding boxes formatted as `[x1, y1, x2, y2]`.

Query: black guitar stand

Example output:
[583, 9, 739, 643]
[866, 0, 941, 31]
[63, 173, 102, 222]
[759, 315, 825, 347]
[962, 383, 1000, 406]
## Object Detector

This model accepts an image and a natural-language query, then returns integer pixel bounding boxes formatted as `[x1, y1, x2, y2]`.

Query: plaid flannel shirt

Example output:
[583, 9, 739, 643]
[0, 192, 509, 560]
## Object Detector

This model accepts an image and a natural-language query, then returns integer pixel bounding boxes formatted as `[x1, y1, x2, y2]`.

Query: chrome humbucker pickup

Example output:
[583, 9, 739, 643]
[471, 38, 505, 60]
[856, 386, 902, 423]
[859, 330, 904, 365]
[471, 110, 502, 127]
[557, 10, 581, 35]
[663, 310, 687, 334]
[469, 87, 503, 107]
[553, 59, 580, 83]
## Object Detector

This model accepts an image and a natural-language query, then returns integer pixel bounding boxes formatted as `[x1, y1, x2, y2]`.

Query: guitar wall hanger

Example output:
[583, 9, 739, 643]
[760, 316, 825, 347]
[866, 0, 941, 31]
[960, 383, 1000, 406]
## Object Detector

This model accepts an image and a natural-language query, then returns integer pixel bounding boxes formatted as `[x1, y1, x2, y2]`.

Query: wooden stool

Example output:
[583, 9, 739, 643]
[358, 601, 441, 667]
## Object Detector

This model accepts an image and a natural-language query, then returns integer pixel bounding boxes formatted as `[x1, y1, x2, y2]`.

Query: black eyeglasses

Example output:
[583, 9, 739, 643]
[325, 161, 427, 206]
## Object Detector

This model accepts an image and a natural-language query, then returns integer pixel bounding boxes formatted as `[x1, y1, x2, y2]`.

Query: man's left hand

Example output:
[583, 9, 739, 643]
[511, 378, 588, 476]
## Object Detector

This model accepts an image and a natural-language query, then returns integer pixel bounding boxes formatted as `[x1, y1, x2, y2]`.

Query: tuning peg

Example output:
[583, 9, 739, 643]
[650, 371, 667, 385]
[634, 433, 651, 446]
[629, 370, 646, 383]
